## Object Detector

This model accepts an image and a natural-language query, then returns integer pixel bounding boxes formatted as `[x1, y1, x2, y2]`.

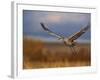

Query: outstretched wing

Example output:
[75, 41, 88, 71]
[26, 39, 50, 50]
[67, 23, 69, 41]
[68, 24, 90, 41]
[40, 22, 64, 39]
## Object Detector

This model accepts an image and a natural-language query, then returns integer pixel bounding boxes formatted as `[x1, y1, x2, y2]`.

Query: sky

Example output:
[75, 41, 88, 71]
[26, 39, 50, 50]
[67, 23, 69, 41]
[23, 10, 91, 42]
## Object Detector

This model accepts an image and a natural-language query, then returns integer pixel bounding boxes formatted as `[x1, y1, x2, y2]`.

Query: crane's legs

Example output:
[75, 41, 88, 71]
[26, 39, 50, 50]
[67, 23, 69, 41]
[69, 46, 80, 54]
[70, 46, 76, 54]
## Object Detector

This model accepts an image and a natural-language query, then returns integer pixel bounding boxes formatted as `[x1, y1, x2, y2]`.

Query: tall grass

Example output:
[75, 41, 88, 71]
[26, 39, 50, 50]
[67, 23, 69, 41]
[23, 38, 91, 69]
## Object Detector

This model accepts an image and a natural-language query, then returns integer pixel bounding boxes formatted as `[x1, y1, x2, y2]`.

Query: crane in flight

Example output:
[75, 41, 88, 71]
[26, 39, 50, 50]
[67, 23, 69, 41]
[40, 22, 90, 54]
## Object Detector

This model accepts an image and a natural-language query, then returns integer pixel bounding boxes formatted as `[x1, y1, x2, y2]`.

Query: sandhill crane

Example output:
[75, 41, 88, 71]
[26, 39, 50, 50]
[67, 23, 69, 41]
[40, 22, 90, 54]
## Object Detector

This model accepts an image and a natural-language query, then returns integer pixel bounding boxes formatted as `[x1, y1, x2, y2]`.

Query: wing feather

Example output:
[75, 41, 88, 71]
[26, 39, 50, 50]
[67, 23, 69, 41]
[68, 24, 90, 41]
[40, 22, 64, 39]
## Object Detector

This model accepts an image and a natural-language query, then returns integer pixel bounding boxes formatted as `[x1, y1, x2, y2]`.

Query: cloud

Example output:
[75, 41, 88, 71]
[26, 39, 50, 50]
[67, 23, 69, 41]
[38, 12, 90, 25]
[45, 14, 62, 23]
[63, 13, 90, 23]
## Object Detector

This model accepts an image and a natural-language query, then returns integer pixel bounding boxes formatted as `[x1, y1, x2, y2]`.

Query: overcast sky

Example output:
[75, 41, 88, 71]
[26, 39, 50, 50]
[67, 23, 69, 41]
[23, 10, 91, 42]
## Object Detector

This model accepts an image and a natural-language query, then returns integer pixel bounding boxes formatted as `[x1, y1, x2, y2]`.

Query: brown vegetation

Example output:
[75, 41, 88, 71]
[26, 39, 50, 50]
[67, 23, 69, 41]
[23, 38, 91, 69]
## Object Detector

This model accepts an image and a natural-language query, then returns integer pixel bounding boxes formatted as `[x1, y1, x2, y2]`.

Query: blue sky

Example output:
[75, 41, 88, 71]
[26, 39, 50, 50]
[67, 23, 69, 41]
[23, 10, 91, 42]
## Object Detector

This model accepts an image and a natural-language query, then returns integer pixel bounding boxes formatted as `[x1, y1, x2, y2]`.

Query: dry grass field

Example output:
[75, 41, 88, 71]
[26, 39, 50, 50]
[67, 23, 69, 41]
[23, 38, 91, 69]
